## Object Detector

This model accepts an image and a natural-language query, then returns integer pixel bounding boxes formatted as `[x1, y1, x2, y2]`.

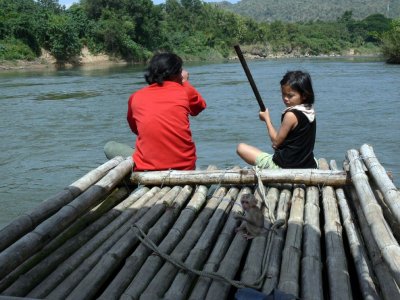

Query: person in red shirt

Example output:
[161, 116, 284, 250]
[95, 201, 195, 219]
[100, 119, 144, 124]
[104, 52, 206, 171]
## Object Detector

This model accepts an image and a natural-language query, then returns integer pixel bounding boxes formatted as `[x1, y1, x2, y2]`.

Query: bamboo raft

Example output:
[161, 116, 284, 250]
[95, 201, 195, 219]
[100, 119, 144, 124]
[0, 143, 399, 300]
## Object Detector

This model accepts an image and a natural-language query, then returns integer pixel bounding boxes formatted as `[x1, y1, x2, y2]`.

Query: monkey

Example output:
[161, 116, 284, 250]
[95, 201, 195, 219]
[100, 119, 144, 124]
[234, 194, 268, 240]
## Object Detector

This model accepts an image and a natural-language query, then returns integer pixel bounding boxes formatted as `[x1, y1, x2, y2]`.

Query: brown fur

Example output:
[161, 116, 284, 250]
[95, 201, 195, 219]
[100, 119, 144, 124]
[234, 194, 265, 239]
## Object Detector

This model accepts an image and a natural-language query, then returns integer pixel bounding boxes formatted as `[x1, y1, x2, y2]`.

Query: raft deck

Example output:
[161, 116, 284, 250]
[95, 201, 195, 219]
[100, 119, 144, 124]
[0, 143, 399, 300]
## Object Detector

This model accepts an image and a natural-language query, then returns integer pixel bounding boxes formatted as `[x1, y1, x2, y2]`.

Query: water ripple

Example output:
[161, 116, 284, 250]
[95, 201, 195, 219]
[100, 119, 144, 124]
[35, 91, 101, 101]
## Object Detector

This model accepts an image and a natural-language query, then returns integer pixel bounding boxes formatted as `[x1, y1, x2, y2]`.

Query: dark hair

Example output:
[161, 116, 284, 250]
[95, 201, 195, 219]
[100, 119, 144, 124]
[280, 71, 315, 105]
[144, 52, 183, 85]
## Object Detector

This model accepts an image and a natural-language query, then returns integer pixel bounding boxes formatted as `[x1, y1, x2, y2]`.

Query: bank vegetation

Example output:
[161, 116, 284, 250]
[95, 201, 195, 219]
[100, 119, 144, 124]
[0, 0, 399, 66]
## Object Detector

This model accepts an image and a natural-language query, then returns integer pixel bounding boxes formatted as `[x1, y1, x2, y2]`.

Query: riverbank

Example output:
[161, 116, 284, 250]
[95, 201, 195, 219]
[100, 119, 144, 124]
[0, 47, 128, 72]
[0, 46, 383, 72]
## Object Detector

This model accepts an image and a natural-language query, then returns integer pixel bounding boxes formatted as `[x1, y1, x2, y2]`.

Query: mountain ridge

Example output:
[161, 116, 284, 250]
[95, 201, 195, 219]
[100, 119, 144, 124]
[216, 0, 400, 22]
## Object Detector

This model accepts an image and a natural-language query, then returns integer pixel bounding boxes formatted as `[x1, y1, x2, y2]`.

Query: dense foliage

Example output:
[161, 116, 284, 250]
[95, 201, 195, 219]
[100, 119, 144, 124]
[0, 0, 399, 64]
[219, 0, 400, 23]
[381, 19, 400, 63]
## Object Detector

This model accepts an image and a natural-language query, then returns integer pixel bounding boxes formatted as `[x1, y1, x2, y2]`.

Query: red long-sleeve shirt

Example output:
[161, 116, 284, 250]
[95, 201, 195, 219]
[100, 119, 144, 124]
[127, 81, 206, 171]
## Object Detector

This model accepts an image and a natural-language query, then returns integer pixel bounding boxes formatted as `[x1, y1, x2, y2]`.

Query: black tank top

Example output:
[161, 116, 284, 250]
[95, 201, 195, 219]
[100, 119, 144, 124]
[272, 109, 317, 168]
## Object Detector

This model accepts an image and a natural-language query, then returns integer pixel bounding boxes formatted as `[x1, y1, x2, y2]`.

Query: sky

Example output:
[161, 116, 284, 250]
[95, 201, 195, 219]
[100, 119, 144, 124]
[58, 0, 239, 8]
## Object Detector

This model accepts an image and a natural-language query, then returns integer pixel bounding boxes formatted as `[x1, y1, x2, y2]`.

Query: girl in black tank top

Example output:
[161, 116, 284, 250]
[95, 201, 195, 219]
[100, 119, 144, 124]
[237, 70, 317, 169]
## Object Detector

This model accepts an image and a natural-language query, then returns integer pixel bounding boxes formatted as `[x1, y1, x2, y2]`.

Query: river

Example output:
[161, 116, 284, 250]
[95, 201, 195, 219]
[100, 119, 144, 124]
[0, 57, 399, 228]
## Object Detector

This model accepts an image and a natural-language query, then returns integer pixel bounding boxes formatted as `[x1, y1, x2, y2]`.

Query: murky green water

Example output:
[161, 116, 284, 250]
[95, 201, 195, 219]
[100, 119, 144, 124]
[1, 57, 399, 228]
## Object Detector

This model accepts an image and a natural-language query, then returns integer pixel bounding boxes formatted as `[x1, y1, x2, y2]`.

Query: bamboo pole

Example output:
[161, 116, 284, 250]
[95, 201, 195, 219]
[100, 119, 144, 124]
[101, 166, 217, 299]
[348, 154, 400, 240]
[65, 186, 183, 300]
[261, 187, 292, 295]
[347, 149, 400, 287]
[319, 158, 353, 300]
[28, 186, 164, 299]
[135, 186, 229, 300]
[360, 144, 400, 225]
[131, 169, 350, 186]
[188, 187, 252, 300]
[140, 186, 237, 299]
[0, 186, 134, 295]
[370, 182, 400, 242]
[0, 296, 37, 300]
[203, 223, 249, 300]
[239, 187, 280, 286]
[346, 186, 400, 300]
[203, 187, 283, 300]
[120, 174, 221, 300]
[277, 187, 305, 297]
[0, 156, 124, 252]
[98, 185, 194, 299]
[301, 185, 323, 300]
[331, 160, 380, 300]
[163, 186, 240, 300]
[0, 157, 133, 281]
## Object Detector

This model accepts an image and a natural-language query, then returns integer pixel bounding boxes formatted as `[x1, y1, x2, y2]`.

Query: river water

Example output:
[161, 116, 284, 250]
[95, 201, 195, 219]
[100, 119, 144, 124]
[0, 57, 399, 228]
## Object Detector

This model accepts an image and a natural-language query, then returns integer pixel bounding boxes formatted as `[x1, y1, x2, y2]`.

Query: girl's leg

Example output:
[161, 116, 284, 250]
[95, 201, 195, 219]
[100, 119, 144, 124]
[236, 143, 263, 165]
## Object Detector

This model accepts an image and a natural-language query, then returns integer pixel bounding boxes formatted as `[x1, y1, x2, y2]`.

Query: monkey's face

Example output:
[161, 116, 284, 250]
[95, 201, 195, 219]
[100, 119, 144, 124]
[241, 200, 250, 211]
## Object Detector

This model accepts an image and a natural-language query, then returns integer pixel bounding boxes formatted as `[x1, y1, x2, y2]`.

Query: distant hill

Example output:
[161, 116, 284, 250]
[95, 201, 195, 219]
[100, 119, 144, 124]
[216, 0, 400, 22]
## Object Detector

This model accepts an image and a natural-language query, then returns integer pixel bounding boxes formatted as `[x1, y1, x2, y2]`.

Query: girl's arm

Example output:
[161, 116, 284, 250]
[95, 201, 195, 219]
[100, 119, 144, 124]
[260, 110, 298, 148]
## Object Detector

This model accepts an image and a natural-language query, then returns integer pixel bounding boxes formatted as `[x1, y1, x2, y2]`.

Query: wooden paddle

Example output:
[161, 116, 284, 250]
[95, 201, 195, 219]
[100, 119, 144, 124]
[234, 45, 266, 112]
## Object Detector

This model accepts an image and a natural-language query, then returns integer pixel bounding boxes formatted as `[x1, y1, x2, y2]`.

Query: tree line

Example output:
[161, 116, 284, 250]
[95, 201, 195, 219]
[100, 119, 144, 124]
[0, 0, 399, 64]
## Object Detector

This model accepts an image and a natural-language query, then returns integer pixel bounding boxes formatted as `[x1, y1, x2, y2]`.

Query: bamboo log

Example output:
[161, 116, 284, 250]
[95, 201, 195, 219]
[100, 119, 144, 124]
[360, 144, 400, 221]
[331, 160, 380, 300]
[347, 149, 400, 287]
[140, 185, 235, 299]
[137, 186, 229, 300]
[277, 187, 305, 297]
[0, 157, 133, 281]
[262, 187, 292, 295]
[301, 185, 323, 300]
[64, 186, 181, 300]
[204, 225, 249, 300]
[163, 186, 240, 300]
[319, 158, 353, 300]
[0, 156, 124, 252]
[370, 182, 400, 242]
[0, 186, 133, 295]
[101, 166, 217, 299]
[29, 186, 164, 299]
[240, 187, 280, 286]
[0, 296, 37, 300]
[131, 169, 350, 186]
[120, 175, 221, 300]
[347, 187, 400, 300]
[188, 187, 251, 300]
[98, 185, 194, 299]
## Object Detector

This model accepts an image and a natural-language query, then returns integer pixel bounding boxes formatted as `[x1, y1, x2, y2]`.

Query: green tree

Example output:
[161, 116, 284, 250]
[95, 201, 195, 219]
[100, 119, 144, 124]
[81, 0, 161, 60]
[381, 19, 400, 63]
[362, 14, 391, 43]
[0, 0, 42, 55]
[46, 14, 82, 62]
